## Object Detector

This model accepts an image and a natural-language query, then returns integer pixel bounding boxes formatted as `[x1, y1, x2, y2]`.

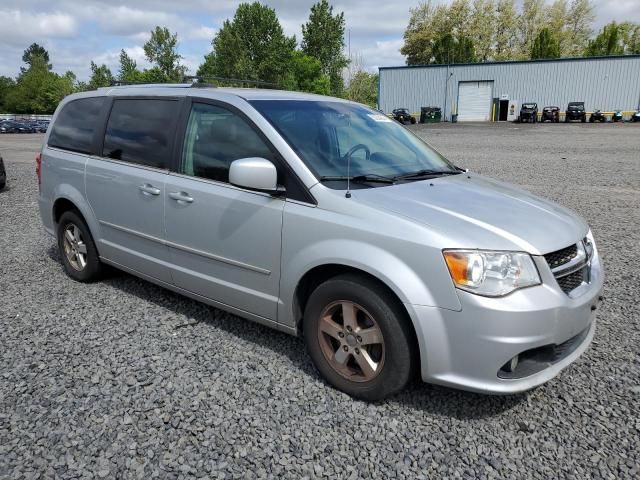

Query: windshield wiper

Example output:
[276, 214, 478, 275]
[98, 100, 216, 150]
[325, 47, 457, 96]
[393, 169, 461, 181]
[319, 174, 395, 184]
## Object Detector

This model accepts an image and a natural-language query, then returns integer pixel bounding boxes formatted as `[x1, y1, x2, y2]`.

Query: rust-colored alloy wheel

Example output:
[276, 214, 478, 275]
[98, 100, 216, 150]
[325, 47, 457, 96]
[317, 301, 385, 382]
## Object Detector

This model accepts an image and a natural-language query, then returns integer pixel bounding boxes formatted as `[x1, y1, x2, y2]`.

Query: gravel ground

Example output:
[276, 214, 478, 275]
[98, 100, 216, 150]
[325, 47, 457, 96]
[1, 124, 639, 479]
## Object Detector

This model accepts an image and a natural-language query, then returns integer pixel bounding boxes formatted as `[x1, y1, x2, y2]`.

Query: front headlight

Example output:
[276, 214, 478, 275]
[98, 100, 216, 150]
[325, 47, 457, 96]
[443, 250, 541, 297]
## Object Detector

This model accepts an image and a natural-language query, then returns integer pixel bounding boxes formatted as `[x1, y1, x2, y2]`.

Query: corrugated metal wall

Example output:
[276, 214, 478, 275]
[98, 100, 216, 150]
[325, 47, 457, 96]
[379, 56, 640, 120]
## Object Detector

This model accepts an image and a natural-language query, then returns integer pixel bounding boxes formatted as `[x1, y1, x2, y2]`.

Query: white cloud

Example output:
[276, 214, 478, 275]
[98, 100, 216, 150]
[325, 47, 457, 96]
[187, 26, 216, 41]
[0, 10, 77, 45]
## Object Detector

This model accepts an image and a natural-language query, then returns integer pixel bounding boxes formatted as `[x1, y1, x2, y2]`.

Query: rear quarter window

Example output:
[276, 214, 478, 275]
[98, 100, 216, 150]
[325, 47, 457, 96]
[48, 97, 105, 154]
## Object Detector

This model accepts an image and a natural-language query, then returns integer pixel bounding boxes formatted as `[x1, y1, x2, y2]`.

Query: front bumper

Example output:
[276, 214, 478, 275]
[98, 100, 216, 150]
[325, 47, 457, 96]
[407, 251, 604, 394]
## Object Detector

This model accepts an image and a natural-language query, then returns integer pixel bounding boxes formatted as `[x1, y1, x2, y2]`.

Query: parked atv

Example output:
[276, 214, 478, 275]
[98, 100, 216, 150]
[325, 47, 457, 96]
[612, 110, 623, 122]
[519, 103, 538, 123]
[589, 110, 606, 123]
[565, 102, 586, 122]
[392, 108, 417, 125]
[541, 106, 560, 123]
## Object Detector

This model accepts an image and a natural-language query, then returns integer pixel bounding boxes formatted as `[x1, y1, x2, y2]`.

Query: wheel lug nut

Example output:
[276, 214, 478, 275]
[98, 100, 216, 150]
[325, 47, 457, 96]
[355, 348, 360, 355]
[338, 332, 344, 338]
[343, 345, 348, 351]
[346, 326, 352, 332]
[357, 336, 362, 342]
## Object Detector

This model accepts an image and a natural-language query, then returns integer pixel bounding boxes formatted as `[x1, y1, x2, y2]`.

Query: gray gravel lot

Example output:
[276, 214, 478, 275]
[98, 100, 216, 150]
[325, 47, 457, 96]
[1, 123, 639, 479]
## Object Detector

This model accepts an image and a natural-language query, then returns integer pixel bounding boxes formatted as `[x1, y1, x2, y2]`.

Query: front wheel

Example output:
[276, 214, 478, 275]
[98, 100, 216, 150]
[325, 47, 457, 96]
[303, 274, 416, 401]
[57, 211, 103, 282]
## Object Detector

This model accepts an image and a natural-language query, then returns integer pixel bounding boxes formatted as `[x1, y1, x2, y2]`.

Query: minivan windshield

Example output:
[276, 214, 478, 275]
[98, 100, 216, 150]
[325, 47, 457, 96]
[251, 100, 457, 185]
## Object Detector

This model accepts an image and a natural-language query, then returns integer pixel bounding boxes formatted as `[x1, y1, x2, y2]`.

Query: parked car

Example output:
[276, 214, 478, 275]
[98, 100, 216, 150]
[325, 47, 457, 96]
[541, 106, 560, 123]
[612, 110, 623, 122]
[0, 121, 17, 133]
[38, 86, 603, 400]
[589, 110, 606, 123]
[519, 102, 538, 123]
[0, 120, 35, 133]
[0, 154, 5, 190]
[392, 108, 416, 124]
[632, 111, 640, 123]
[565, 102, 587, 122]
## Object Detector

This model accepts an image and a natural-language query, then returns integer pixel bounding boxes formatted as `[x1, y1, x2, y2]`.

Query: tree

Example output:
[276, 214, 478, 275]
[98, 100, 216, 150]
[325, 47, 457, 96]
[519, 0, 546, 57]
[202, 2, 296, 86]
[432, 33, 476, 64]
[566, 0, 594, 56]
[288, 51, 330, 94]
[118, 50, 142, 83]
[531, 28, 561, 59]
[88, 61, 114, 89]
[401, 1, 477, 65]
[470, 0, 496, 61]
[619, 22, 640, 54]
[494, 0, 519, 60]
[346, 71, 378, 107]
[143, 26, 186, 82]
[546, 0, 569, 55]
[585, 22, 624, 56]
[5, 56, 73, 114]
[22, 43, 52, 73]
[0, 76, 16, 111]
[301, 0, 348, 96]
[401, 1, 442, 65]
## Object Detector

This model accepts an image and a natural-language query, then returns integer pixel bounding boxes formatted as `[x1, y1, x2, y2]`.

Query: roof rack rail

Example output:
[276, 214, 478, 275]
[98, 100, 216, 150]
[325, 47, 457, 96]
[183, 75, 278, 89]
[107, 76, 278, 89]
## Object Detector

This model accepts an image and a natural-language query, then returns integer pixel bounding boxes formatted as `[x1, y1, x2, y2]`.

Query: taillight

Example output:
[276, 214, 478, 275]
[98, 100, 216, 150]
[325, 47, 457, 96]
[36, 152, 42, 188]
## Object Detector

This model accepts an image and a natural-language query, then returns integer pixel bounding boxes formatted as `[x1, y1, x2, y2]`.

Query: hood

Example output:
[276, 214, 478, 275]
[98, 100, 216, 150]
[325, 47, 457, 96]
[353, 173, 588, 255]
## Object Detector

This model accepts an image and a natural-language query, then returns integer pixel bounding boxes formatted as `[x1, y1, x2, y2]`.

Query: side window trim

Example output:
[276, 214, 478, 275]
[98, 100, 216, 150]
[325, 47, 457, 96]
[93, 96, 114, 157]
[180, 97, 316, 205]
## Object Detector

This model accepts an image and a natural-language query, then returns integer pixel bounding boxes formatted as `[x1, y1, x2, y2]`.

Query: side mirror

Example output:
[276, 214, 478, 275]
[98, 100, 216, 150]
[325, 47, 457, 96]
[229, 157, 282, 194]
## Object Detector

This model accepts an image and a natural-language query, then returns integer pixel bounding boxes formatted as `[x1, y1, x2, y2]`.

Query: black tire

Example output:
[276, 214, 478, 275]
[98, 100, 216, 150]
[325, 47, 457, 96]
[410, 117, 416, 124]
[57, 210, 103, 282]
[303, 274, 416, 401]
[581, 116, 586, 123]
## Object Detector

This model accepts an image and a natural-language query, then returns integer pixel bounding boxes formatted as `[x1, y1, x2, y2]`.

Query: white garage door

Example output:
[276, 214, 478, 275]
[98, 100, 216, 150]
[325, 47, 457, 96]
[457, 81, 493, 122]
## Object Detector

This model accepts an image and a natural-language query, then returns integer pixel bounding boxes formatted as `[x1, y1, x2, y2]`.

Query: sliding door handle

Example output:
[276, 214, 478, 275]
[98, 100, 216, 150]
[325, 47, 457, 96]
[139, 184, 161, 196]
[169, 191, 194, 203]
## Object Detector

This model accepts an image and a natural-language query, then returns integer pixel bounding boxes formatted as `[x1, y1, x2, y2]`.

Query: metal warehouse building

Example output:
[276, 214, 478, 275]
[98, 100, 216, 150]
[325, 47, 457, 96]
[379, 55, 640, 122]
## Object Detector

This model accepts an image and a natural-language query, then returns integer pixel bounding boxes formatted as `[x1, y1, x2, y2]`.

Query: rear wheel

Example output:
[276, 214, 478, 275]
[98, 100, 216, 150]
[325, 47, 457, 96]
[303, 274, 416, 401]
[57, 211, 103, 282]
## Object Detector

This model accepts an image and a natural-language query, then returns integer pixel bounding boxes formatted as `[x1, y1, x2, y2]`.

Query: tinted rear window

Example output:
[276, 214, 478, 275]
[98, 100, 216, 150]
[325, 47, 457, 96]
[102, 99, 179, 169]
[48, 97, 105, 154]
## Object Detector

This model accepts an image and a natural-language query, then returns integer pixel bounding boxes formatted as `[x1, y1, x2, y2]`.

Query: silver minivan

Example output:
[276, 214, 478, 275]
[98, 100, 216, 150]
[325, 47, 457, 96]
[38, 85, 603, 400]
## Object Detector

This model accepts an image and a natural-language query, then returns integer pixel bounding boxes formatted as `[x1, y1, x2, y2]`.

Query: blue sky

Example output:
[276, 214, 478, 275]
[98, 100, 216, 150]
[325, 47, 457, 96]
[0, 0, 638, 81]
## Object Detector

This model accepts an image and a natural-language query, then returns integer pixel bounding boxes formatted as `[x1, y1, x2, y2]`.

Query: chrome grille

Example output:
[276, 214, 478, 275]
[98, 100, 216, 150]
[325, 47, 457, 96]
[556, 266, 589, 294]
[544, 241, 591, 295]
[544, 244, 578, 270]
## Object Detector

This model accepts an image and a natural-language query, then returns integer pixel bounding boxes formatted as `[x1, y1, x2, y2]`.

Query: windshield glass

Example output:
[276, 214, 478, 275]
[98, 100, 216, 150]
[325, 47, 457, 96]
[251, 100, 456, 182]
[522, 104, 536, 109]
[568, 104, 584, 110]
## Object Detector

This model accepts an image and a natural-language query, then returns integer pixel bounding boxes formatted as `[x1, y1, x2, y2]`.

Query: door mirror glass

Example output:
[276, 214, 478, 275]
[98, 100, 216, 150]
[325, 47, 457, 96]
[229, 157, 278, 192]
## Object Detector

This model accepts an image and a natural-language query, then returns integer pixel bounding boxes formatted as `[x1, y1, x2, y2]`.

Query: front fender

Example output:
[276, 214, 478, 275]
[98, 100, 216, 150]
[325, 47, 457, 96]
[278, 238, 462, 328]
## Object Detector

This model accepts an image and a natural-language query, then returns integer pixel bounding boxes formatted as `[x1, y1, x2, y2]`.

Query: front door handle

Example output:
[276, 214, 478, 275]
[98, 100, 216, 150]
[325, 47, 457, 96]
[169, 191, 194, 204]
[139, 184, 161, 196]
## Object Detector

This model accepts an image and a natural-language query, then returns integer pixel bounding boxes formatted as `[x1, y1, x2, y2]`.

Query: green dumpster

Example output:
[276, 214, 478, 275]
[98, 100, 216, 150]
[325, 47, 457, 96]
[420, 107, 442, 123]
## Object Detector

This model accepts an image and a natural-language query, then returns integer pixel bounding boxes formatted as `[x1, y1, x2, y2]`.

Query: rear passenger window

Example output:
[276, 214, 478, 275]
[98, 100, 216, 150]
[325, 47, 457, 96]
[48, 97, 104, 154]
[182, 103, 275, 183]
[103, 99, 178, 169]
